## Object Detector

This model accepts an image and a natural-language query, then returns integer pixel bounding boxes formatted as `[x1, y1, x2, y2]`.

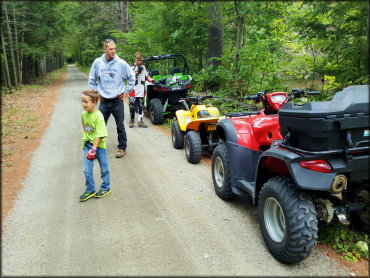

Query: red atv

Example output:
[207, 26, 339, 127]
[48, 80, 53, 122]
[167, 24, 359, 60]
[212, 86, 369, 263]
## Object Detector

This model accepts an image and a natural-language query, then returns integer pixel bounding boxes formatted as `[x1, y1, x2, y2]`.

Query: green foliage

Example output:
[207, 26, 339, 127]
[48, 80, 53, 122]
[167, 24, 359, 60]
[112, 1, 209, 68]
[290, 1, 368, 89]
[163, 117, 175, 132]
[10, 1, 366, 98]
[319, 222, 369, 263]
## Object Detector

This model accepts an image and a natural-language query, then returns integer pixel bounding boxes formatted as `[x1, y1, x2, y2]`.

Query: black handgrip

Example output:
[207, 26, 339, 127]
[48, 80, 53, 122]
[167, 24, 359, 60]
[247, 95, 258, 100]
[307, 91, 320, 95]
[202, 95, 213, 99]
[203, 95, 220, 100]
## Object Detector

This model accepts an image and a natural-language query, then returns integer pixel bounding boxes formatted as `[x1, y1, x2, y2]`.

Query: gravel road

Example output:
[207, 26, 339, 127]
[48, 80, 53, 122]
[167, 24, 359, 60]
[1, 65, 351, 276]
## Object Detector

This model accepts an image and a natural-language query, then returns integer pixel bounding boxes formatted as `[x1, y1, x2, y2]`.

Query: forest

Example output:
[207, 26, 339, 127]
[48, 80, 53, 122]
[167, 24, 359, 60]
[1, 1, 369, 99]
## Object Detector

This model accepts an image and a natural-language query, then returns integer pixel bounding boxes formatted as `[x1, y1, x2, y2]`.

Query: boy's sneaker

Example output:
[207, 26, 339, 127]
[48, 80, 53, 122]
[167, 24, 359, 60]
[95, 189, 111, 198]
[138, 120, 147, 128]
[129, 119, 134, 128]
[80, 191, 96, 202]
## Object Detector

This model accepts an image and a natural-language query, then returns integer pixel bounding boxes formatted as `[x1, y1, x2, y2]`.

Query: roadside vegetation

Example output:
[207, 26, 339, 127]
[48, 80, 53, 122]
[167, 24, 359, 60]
[319, 223, 369, 263]
[1, 66, 67, 164]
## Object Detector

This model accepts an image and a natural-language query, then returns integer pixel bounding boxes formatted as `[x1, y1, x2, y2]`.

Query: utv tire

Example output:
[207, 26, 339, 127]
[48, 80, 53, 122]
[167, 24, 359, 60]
[149, 98, 164, 125]
[172, 120, 184, 149]
[185, 131, 202, 164]
[258, 176, 318, 263]
[348, 183, 370, 233]
[212, 141, 235, 200]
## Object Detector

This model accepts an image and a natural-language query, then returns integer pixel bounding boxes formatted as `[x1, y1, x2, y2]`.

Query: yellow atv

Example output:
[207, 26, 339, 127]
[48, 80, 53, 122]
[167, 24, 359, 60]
[171, 95, 225, 164]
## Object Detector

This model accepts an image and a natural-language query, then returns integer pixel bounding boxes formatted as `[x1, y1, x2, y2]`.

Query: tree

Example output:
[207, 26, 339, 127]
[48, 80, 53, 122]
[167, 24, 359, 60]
[3, 3, 18, 88]
[1, 26, 11, 89]
[206, 1, 224, 69]
[205, 1, 224, 90]
[233, 0, 247, 74]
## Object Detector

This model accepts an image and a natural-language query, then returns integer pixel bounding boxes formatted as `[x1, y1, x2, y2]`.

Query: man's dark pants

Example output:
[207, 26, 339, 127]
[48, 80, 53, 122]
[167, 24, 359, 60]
[99, 99, 127, 151]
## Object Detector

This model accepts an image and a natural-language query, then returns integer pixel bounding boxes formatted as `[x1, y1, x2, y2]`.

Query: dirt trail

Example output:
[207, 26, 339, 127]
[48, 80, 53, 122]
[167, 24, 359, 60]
[1, 65, 356, 276]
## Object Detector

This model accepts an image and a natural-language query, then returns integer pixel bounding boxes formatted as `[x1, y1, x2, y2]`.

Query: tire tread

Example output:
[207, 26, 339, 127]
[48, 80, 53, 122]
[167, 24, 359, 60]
[258, 176, 318, 263]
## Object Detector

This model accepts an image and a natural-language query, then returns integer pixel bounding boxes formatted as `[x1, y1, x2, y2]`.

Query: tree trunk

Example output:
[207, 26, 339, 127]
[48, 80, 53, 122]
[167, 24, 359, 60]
[19, 18, 25, 83]
[311, 48, 316, 89]
[205, 1, 224, 90]
[1, 27, 12, 89]
[4, 4, 18, 88]
[2, 61, 8, 90]
[35, 58, 39, 77]
[12, 2, 21, 85]
[117, 1, 129, 45]
[233, 1, 245, 74]
[205, 2, 224, 69]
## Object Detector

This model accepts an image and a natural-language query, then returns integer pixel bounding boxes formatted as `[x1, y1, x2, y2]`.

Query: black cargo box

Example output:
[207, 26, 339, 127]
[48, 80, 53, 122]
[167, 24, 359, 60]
[279, 85, 370, 151]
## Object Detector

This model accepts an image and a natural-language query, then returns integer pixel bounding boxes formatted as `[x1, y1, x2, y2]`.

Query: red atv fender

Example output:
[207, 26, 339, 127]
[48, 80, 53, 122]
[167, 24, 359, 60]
[231, 115, 282, 151]
[256, 146, 336, 199]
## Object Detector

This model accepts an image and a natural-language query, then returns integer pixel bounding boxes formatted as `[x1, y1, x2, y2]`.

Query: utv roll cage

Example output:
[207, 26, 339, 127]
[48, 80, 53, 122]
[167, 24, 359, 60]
[144, 54, 190, 76]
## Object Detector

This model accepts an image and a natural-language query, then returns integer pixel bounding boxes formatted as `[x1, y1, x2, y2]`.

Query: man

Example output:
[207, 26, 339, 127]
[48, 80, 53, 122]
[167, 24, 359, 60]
[88, 39, 135, 158]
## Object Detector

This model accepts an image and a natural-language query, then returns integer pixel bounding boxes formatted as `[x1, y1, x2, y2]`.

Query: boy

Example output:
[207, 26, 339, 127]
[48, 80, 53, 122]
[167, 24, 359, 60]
[80, 89, 111, 201]
[129, 52, 154, 128]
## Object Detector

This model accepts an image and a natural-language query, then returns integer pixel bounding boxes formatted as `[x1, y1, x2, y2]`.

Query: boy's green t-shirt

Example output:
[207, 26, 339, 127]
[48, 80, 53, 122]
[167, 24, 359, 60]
[82, 110, 108, 149]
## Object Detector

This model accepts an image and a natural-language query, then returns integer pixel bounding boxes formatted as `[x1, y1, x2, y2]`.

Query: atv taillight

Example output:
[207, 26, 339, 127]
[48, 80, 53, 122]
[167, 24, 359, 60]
[161, 88, 169, 92]
[299, 160, 332, 173]
[185, 84, 191, 89]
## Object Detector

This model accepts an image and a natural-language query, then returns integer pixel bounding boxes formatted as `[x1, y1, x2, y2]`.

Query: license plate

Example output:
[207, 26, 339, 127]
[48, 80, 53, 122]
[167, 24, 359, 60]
[207, 124, 217, 131]
[172, 86, 181, 91]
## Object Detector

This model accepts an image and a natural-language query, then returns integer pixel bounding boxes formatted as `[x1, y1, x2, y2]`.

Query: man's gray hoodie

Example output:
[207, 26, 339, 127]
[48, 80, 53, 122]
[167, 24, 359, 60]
[88, 54, 135, 99]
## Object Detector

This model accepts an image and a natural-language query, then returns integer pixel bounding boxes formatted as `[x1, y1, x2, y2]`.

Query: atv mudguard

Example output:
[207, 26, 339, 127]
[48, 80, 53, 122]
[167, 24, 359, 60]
[216, 118, 337, 204]
[186, 117, 223, 132]
[216, 118, 262, 200]
[175, 110, 191, 132]
[257, 146, 336, 192]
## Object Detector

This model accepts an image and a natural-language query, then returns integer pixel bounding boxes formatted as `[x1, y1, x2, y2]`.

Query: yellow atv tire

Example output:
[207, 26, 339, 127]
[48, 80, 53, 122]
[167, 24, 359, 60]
[185, 131, 202, 164]
[172, 120, 184, 149]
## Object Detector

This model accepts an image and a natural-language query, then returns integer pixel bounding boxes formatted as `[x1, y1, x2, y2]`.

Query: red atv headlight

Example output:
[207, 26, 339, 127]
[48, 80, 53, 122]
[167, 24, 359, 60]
[266, 92, 288, 111]
[299, 160, 332, 173]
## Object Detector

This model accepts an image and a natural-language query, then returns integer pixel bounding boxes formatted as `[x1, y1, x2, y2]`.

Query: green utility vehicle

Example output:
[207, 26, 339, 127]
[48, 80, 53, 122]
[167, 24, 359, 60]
[144, 54, 192, 125]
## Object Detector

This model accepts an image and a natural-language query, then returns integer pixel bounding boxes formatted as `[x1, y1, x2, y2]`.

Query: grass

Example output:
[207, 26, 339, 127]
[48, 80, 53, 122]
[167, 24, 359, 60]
[163, 117, 175, 132]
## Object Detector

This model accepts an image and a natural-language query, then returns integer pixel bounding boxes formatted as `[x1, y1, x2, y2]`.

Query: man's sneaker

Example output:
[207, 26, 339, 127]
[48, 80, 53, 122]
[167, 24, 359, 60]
[138, 120, 147, 128]
[95, 189, 111, 198]
[116, 149, 125, 158]
[80, 191, 96, 202]
[129, 119, 134, 128]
